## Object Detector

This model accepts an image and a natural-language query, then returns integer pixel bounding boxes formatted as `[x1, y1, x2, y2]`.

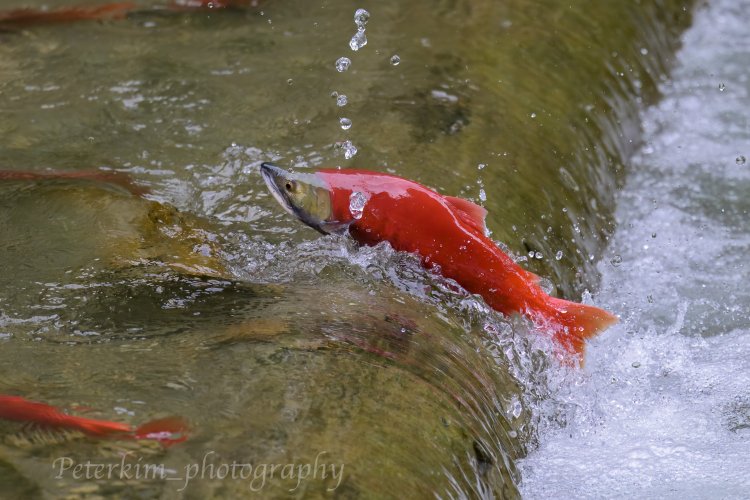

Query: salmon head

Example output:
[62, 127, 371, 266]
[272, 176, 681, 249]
[260, 163, 352, 234]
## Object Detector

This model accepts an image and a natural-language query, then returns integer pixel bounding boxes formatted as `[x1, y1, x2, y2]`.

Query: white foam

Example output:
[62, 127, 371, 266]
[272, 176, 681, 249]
[520, 0, 750, 496]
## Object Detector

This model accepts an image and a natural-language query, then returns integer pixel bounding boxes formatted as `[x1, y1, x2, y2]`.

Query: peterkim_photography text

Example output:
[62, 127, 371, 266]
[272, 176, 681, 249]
[52, 451, 345, 492]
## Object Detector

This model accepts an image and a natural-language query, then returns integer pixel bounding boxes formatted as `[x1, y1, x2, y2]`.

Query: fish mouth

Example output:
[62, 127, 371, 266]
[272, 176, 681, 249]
[260, 162, 298, 219]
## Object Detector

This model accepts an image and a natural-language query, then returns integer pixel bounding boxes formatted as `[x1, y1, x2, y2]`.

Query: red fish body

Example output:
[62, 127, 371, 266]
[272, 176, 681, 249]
[0, 1, 258, 27]
[316, 169, 617, 356]
[0, 395, 188, 445]
[0, 3, 136, 25]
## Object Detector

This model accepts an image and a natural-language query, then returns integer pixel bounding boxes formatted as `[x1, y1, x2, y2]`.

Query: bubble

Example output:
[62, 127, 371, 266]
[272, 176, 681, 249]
[640, 48, 649, 55]
[336, 94, 348, 107]
[330, 90, 338, 98]
[555, 250, 563, 261]
[719, 83, 726, 92]
[611, 255, 622, 266]
[349, 29, 367, 51]
[631, 361, 641, 368]
[736, 155, 746, 165]
[340, 117, 352, 130]
[349, 191, 367, 219]
[354, 8, 370, 28]
[286, 78, 293, 85]
[478, 163, 486, 170]
[339, 140, 357, 159]
[335, 57, 351, 72]
[534, 252, 543, 260]
[390, 54, 400, 66]
[530, 112, 537, 119]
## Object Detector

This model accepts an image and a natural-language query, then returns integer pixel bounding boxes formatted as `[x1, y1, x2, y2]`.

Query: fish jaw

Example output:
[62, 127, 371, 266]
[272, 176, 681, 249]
[260, 163, 350, 234]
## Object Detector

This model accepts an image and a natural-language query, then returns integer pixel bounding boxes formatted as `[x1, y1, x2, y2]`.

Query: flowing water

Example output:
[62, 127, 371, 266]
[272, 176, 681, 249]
[2, 0, 745, 498]
[520, 0, 750, 496]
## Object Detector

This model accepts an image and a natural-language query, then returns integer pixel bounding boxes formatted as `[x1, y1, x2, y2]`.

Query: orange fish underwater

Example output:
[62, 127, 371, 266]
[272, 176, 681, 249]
[0, 0, 260, 27]
[261, 164, 617, 358]
[0, 395, 188, 445]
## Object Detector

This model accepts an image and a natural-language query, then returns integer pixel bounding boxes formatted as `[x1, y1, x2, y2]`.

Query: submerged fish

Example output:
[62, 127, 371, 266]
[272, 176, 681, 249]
[261, 164, 617, 358]
[0, 395, 188, 446]
[0, 0, 259, 27]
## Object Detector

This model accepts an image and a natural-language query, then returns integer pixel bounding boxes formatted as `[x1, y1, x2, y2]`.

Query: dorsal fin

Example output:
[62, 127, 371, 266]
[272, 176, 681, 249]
[444, 195, 488, 234]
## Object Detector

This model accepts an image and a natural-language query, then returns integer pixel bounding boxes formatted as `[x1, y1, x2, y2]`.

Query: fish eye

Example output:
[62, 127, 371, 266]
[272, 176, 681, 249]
[285, 181, 295, 192]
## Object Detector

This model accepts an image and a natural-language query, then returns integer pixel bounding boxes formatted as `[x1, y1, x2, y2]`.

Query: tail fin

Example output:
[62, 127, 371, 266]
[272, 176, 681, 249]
[134, 416, 190, 446]
[538, 296, 617, 356]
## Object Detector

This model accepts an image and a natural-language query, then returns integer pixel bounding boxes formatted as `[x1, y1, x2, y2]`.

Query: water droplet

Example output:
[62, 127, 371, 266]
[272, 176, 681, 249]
[555, 250, 563, 260]
[640, 48, 648, 55]
[338, 140, 357, 159]
[736, 155, 746, 165]
[349, 191, 367, 219]
[479, 189, 487, 202]
[349, 29, 367, 51]
[287, 78, 293, 85]
[478, 163, 486, 170]
[340, 117, 352, 130]
[651, 232, 657, 238]
[511, 399, 522, 418]
[530, 112, 537, 119]
[335, 57, 351, 72]
[647, 294, 654, 303]
[390, 54, 400, 66]
[611, 255, 622, 266]
[336, 94, 348, 107]
[534, 252, 543, 260]
[632, 361, 641, 368]
[354, 8, 370, 28]
[719, 83, 726, 92]
[508, 430, 517, 438]
[330, 90, 338, 98]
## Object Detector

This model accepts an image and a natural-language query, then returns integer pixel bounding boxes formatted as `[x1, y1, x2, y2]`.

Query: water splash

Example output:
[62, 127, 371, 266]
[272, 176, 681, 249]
[349, 191, 367, 219]
[336, 140, 358, 159]
[335, 57, 351, 72]
[349, 29, 367, 51]
[354, 8, 370, 28]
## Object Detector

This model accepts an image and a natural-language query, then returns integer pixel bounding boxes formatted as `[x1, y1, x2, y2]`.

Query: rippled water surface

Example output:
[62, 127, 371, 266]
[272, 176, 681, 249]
[4, 0, 741, 498]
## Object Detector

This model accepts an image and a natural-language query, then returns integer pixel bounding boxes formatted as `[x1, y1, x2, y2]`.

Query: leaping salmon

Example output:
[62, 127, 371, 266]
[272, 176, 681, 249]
[260, 164, 617, 359]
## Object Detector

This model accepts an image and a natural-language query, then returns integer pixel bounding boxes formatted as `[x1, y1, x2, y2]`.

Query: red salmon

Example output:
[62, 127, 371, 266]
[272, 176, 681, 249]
[0, 395, 188, 445]
[261, 164, 617, 359]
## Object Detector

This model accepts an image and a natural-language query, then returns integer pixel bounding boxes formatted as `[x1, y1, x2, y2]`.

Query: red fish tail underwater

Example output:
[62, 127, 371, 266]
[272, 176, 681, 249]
[530, 295, 618, 356]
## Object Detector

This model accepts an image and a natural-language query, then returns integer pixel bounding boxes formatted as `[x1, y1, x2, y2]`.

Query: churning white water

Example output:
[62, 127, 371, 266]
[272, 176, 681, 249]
[520, 0, 750, 497]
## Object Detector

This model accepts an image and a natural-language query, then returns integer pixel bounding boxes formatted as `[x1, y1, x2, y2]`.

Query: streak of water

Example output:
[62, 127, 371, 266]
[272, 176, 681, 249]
[521, 0, 750, 496]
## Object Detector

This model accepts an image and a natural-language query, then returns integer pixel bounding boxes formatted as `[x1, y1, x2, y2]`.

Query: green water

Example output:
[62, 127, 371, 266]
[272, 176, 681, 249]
[0, 0, 693, 497]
